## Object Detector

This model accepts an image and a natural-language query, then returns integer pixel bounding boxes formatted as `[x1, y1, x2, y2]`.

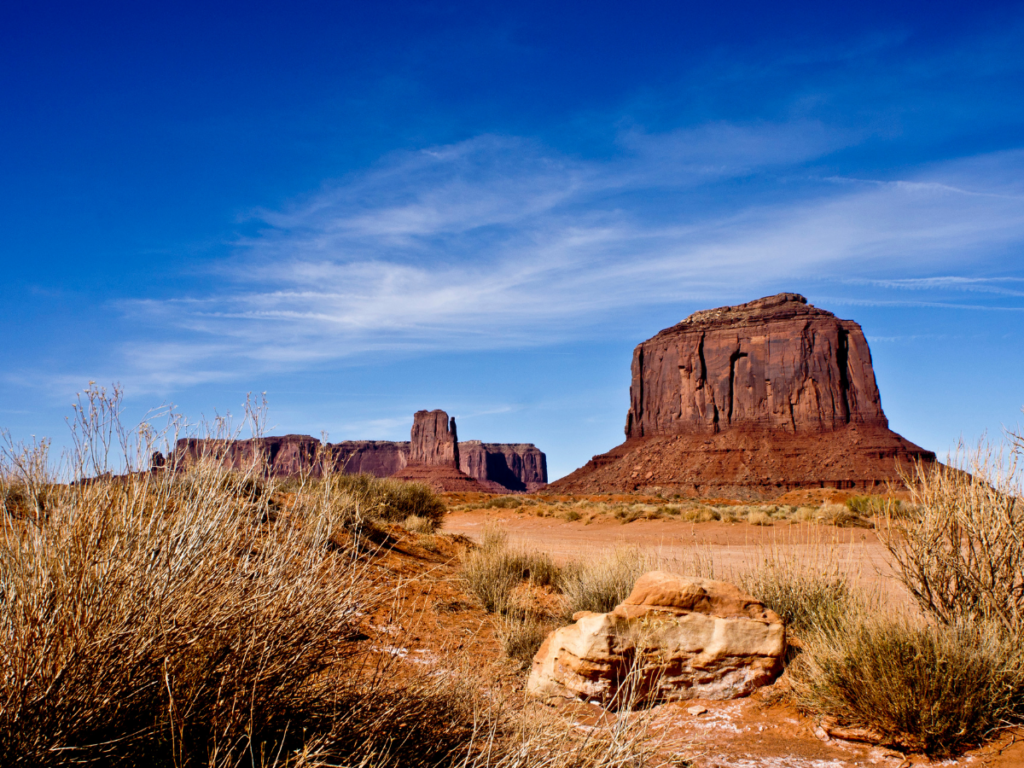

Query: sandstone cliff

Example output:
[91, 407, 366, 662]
[626, 293, 886, 437]
[170, 435, 321, 477]
[553, 293, 934, 498]
[409, 410, 460, 467]
[392, 409, 486, 491]
[459, 441, 548, 492]
[167, 411, 547, 493]
[331, 440, 410, 477]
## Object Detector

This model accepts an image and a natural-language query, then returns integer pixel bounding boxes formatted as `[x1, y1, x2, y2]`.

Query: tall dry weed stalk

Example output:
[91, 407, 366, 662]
[880, 442, 1024, 634]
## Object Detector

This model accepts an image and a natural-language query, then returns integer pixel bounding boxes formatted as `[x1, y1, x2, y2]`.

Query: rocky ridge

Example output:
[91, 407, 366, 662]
[165, 410, 547, 493]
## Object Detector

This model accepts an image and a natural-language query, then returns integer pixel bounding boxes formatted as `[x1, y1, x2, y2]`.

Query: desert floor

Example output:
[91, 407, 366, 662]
[435, 506, 1024, 768]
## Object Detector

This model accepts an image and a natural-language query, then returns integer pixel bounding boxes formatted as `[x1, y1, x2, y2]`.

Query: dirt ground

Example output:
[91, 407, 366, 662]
[434, 507, 1024, 768]
[445, 508, 898, 592]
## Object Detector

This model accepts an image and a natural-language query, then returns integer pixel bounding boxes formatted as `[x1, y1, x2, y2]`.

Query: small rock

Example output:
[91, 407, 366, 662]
[687, 705, 708, 716]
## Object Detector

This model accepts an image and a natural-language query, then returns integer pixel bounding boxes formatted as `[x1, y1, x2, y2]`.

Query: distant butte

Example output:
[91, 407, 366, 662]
[166, 409, 547, 493]
[550, 293, 935, 498]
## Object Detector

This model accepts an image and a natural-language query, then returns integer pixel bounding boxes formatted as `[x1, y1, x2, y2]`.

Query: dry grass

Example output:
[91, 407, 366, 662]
[0, 402, 372, 766]
[460, 526, 560, 614]
[0, 387, 666, 767]
[558, 547, 650, 619]
[740, 556, 853, 637]
[480, 495, 526, 509]
[320, 472, 447, 527]
[404, 514, 438, 534]
[496, 610, 552, 668]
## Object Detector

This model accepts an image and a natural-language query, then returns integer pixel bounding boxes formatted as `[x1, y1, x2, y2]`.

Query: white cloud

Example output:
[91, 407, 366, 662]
[115, 136, 1024, 389]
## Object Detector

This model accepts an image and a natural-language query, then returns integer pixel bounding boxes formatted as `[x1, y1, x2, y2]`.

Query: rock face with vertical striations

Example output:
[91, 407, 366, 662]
[459, 441, 549, 492]
[170, 435, 322, 477]
[330, 441, 410, 477]
[392, 409, 484, 491]
[410, 410, 461, 467]
[552, 293, 934, 498]
[625, 293, 886, 437]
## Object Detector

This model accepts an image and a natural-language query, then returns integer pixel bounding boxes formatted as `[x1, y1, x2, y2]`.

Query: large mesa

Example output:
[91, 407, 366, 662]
[553, 293, 934, 498]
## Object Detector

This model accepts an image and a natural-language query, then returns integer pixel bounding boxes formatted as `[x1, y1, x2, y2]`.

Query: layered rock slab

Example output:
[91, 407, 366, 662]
[552, 293, 934, 497]
[170, 435, 321, 478]
[332, 441, 410, 477]
[528, 572, 785, 706]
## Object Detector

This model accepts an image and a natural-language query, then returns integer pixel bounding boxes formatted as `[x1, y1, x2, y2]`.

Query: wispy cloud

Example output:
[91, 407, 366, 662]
[112, 135, 1024, 390]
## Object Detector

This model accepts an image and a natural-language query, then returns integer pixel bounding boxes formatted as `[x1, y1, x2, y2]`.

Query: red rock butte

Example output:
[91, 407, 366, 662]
[551, 293, 935, 499]
[391, 409, 486, 492]
[164, 409, 547, 493]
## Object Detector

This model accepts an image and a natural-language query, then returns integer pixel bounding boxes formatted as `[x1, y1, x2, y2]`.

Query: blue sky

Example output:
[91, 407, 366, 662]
[2, 1, 1023, 479]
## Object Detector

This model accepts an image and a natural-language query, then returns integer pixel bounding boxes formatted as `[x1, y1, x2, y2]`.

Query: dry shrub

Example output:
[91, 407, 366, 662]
[844, 494, 902, 518]
[461, 526, 561, 614]
[741, 556, 852, 637]
[879, 445, 1024, 635]
[328, 473, 447, 527]
[482, 496, 524, 509]
[0, 388, 665, 768]
[0, 398, 372, 766]
[404, 514, 437, 534]
[817, 502, 871, 528]
[792, 613, 1024, 755]
[681, 506, 719, 523]
[559, 547, 649, 619]
[794, 434, 1024, 756]
[746, 509, 773, 526]
[496, 610, 552, 668]
[733, 529, 859, 638]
